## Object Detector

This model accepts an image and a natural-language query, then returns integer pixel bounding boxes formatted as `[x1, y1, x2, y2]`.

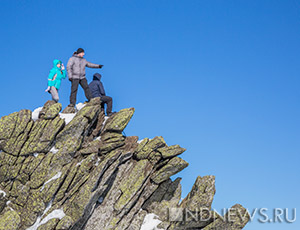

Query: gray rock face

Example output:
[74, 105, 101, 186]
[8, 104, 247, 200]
[0, 101, 250, 230]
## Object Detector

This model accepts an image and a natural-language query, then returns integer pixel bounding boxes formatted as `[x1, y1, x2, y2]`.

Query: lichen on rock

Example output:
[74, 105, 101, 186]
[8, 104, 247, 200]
[0, 102, 249, 230]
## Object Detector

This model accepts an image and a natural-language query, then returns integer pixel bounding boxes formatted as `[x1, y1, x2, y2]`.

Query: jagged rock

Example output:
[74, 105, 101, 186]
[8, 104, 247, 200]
[0, 112, 19, 141]
[158, 145, 186, 159]
[99, 140, 125, 155]
[126, 209, 147, 230]
[0, 103, 249, 230]
[13, 183, 30, 207]
[0, 194, 7, 214]
[167, 176, 217, 229]
[55, 103, 100, 156]
[62, 105, 76, 114]
[56, 215, 73, 229]
[39, 100, 56, 119]
[78, 140, 100, 156]
[202, 204, 250, 230]
[151, 157, 189, 184]
[180, 175, 216, 210]
[84, 155, 155, 230]
[1, 110, 32, 155]
[37, 218, 60, 230]
[0, 207, 21, 230]
[135, 136, 166, 160]
[21, 189, 46, 226]
[142, 178, 182, 221]
[89, 111, 105, 140]
[44, 103, 62, 120]
[103, 108, 134, 132]
[114, 159, 153, 212]
[20, 116, 64, 155]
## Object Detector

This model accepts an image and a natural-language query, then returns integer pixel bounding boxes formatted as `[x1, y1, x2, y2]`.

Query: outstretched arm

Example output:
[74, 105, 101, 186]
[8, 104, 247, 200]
[86, 61, 103, 69]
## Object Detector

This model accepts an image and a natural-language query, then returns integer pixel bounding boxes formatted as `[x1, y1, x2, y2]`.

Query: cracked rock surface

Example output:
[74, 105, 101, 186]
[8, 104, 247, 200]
[0, 99, 249, 230]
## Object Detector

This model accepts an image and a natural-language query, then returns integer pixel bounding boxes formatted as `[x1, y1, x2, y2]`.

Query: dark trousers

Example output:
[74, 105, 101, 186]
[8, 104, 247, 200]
[100, 96, 113, 115]
[70, 78, 92, 105]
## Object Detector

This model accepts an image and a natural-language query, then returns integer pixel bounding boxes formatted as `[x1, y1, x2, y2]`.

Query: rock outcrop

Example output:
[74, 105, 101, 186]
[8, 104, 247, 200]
[0, 99, 250, 230]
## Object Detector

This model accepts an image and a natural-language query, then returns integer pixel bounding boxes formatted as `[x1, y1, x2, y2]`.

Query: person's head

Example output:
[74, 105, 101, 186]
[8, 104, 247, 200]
[93, 73, 102, 81]
[76, 48, 85, 57]
[53, 59, 62, 68]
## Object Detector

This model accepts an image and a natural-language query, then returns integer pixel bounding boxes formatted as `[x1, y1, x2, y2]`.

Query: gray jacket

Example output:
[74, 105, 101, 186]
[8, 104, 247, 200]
[67, 54, 100, 80]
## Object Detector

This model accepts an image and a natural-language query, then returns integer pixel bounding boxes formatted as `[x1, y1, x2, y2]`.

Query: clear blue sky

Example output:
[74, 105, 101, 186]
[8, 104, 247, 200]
[0, 1, 299, 229]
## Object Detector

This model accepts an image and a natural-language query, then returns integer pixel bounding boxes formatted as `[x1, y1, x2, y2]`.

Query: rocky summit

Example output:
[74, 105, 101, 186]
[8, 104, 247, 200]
[0, 98, 250, 230]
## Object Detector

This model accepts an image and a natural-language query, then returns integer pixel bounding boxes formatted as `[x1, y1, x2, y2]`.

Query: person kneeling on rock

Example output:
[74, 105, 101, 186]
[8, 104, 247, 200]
[89, 73, 115, 116]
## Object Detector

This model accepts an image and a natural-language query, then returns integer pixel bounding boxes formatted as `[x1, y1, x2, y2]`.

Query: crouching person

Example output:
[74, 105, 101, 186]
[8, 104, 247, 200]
[89, 73, 115, 116]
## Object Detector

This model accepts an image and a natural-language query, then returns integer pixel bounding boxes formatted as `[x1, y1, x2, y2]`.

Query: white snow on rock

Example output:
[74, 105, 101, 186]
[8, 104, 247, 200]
[50, 147, 59, 154]
[26, 200, 65, 230]
[95, 157, 101, 166]
[76, 103, 86, 111]
[0, 189, 6, 197]
[32, 102, 85, 124]
[32, 107, 43, 121]
[33, 153, 39, 158]
[76, 159, 84, 167]
[104, 116, 109, 124]
[137, 138, 145, 144]
[59, 113, 76, 125]
[40, 172, 62, 191]
[140, 213, 163, 230]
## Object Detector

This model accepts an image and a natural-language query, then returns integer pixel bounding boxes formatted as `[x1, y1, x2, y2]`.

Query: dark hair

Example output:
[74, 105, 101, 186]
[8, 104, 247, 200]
[76, 48, 85, 54]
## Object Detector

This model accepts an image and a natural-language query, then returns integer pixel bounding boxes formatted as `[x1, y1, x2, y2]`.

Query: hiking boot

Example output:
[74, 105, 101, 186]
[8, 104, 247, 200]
[107, 112, 116, 117]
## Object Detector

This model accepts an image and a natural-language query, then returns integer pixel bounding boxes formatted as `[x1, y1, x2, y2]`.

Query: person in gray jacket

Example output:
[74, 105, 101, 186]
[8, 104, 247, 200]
[67, 48, 103, 106]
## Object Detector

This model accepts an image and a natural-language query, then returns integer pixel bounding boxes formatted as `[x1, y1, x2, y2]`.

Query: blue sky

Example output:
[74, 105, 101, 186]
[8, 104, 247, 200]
[0, 0, 299, 229]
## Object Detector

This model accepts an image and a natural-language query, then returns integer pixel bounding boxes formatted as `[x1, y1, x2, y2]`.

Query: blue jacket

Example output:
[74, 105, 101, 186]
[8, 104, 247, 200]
[48, 59, 66, 89]
[89, 73, 106, 98]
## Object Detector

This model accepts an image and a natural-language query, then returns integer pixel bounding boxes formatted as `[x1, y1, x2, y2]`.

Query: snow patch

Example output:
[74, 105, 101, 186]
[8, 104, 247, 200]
[137, 139, 145, 144]
[76, 103, 86, 111]
[76, 160, 84, 166]
[33, 153, 39, 158]
[0, 189, 6, 197]
[50, 147, 59, 154]
[95, 157, 101, 166]
[32, 107, 43, 121]
[140, 213, 163, 230]
[40, 172, 62, 191]
[103, 116, 109, 124]
[59, 113, 76, 125]
[26, 200, 65, 230]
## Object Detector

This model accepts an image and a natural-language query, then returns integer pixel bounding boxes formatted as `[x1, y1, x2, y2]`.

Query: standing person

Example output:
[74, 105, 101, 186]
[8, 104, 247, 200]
[45, 59, 66, 102]
[89, 73, 115, 116]
[67, 48, 103, 106]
